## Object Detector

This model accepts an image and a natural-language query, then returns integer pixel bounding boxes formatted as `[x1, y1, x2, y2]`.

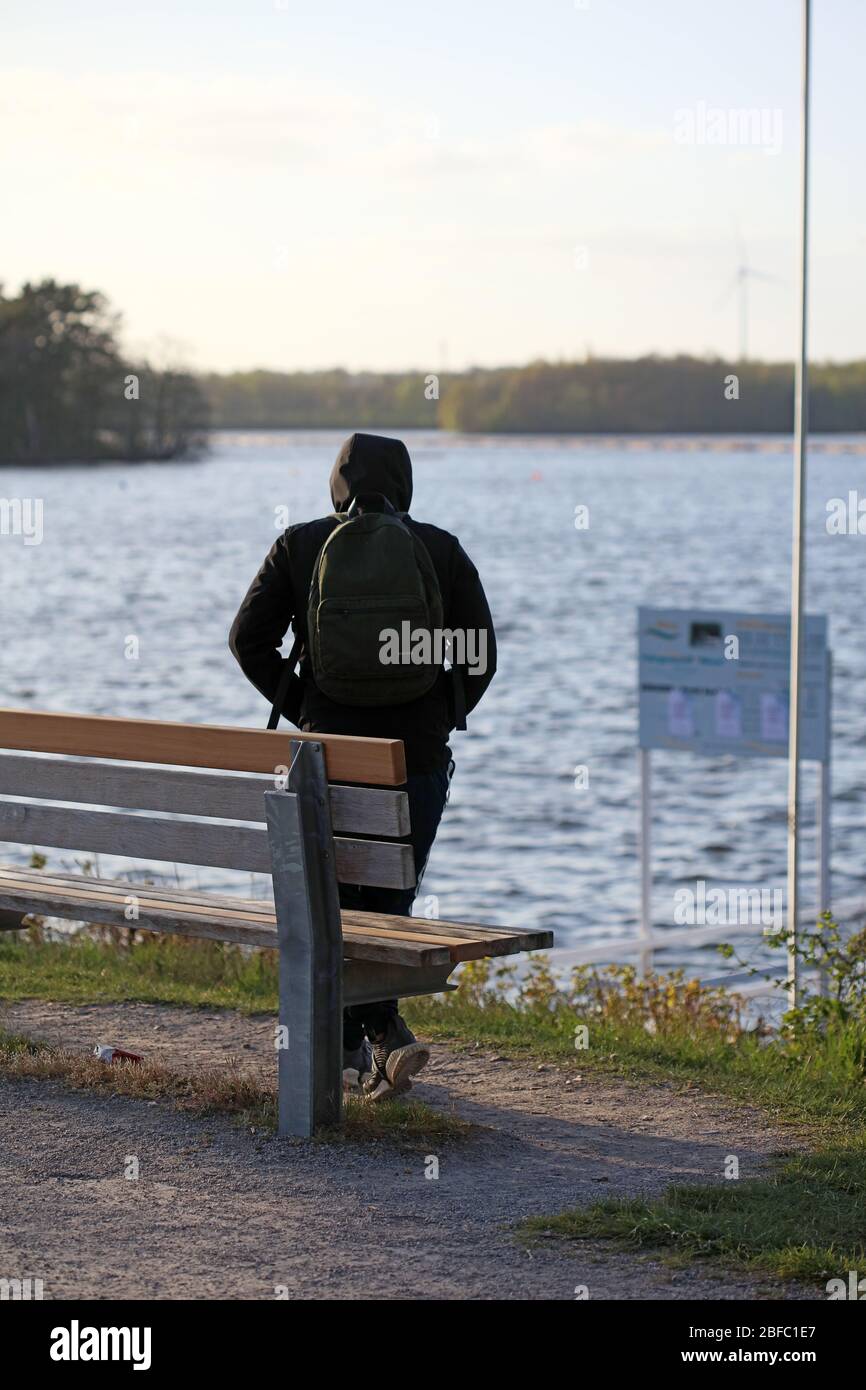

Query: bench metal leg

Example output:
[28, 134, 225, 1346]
[264, 741, 343, 1138]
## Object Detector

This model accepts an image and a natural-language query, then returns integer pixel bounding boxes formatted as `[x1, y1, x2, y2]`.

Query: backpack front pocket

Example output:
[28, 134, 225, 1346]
[316, 594, 430, 681]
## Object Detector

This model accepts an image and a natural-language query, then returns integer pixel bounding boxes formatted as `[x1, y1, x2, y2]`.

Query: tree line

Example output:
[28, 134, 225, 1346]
[0, 281, 209, 463]
[203, 356, 866, 434]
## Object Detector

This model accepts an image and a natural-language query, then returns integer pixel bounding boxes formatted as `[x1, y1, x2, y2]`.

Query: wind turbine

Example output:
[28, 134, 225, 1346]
[716, 231, 784, 361]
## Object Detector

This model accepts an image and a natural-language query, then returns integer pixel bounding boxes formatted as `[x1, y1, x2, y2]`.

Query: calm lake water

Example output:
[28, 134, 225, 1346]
[2, 430, 865, 984]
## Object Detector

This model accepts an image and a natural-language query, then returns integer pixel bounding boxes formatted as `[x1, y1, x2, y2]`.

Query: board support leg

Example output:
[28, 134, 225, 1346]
[638, 747, 653, 977]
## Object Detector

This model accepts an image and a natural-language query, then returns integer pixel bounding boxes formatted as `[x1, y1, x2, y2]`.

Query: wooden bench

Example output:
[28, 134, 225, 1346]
[0, 708, 553, 1136]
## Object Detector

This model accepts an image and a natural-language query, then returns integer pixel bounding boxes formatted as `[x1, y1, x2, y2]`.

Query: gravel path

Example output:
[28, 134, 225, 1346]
[0, 999, 815, 1300]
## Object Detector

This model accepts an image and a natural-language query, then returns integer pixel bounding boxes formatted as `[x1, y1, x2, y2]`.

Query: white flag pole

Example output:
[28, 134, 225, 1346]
[786, 0, 812, 1010]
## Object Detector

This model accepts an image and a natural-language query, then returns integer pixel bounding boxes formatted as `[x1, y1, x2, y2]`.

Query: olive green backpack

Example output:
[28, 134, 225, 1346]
[305, 494, 444, 707]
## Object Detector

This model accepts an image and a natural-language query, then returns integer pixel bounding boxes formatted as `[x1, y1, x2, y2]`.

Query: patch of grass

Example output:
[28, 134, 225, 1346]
[520, 1139, 866, 1283]
[0, 927, 278, 1013]
[329, 1095, 469, 1146]
[0, 1028, 469, 1147]
[0, 1026, 276, 1124]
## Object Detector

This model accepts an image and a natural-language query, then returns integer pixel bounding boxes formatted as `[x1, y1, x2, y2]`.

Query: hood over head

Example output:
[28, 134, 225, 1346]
[329, 433, 413, 514]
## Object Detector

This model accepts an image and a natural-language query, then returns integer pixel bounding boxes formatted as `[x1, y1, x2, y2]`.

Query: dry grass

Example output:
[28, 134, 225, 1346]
[0, 1031, 469, 1145]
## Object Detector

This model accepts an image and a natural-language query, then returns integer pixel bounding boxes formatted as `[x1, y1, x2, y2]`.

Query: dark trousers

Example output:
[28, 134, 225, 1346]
[342, 763, 452, 1050]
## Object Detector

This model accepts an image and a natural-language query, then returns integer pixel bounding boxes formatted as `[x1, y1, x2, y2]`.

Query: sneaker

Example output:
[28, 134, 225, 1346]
[363, 1016, 429, 1102]
[342, 1039, 373, 1094]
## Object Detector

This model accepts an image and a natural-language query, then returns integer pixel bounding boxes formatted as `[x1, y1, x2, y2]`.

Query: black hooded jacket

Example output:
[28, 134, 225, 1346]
[228, 433, 497, 773]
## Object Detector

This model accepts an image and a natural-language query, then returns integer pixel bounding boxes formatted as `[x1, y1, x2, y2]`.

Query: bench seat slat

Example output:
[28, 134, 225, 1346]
[0, 867, 553, 963]
[0, 876, 471, 947]
[0, 801, 414, 889]
[0, 755, 411, 837]
[0, 709, 406, 785]
[340, 910, 555, 959]
[0, 871, 450, 967]
[0, 867, 277, 919]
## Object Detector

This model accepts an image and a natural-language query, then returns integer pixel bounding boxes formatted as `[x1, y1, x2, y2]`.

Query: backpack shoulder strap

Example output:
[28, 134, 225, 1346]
[451, 665, 467, 731]
[267, 634, 303, 729]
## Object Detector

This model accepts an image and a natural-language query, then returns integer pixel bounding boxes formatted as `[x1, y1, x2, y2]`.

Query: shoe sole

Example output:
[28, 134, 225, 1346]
[385, 1042, 430, 1090]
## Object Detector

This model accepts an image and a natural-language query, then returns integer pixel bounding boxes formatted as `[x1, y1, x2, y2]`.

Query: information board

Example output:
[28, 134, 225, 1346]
[638, 607, 829, 763]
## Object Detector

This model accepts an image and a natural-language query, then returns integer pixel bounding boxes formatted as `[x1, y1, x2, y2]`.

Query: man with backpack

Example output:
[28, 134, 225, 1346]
[229, 433, 497, 1100]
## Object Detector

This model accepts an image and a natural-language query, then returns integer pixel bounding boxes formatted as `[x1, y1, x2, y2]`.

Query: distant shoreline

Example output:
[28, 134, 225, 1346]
[209, 428, 866, 454]
[4, 430, 866, 467]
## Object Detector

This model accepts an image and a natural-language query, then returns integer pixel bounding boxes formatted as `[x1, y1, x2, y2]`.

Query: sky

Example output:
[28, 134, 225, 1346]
[2, 0, 863, 373]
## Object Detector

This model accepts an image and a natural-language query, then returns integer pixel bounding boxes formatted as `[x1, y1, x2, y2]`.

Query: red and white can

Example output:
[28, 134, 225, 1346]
[93, 1044, 143, 1065]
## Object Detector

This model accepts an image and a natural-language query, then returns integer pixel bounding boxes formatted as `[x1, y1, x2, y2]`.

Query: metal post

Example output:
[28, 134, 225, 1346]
[265, 740, 343, 1137]
[786, 0, 812, 1010]
[639, 747, 653, 976]
[816, 754, 830, 993]
[816, 759, 831, 914]
[815, 652, 832, 994]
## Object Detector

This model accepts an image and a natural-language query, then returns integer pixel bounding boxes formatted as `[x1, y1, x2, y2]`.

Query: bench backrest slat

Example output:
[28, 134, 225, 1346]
[0, 754, 411, 838]
[0, 801, 415, 890]
[0, 709, 407, 786]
